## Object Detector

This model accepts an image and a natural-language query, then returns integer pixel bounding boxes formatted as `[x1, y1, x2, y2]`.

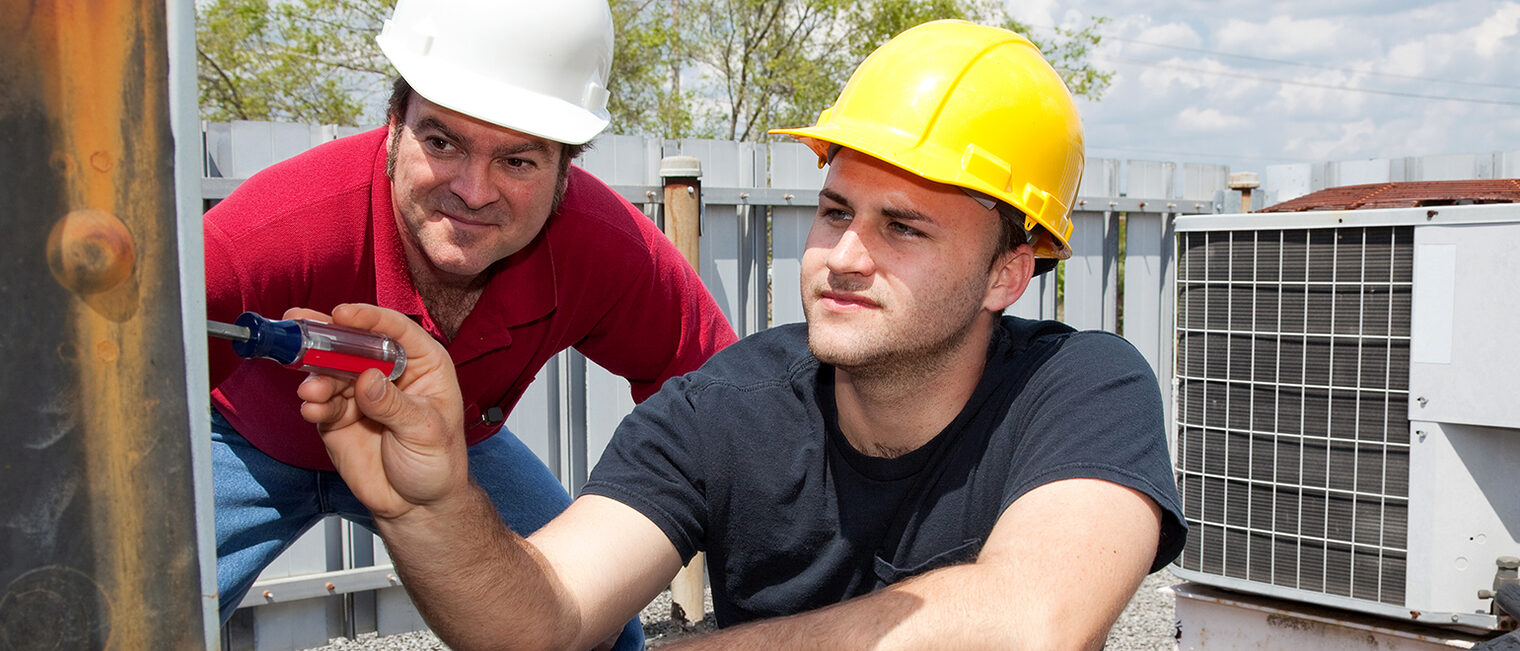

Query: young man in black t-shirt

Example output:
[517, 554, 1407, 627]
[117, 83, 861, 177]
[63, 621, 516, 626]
[297, 20, 1186, 650]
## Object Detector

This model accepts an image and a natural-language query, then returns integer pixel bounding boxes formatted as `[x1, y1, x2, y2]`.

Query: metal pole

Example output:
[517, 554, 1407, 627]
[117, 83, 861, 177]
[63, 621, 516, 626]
[659, 155, 706, 625]
[0, 1, 207, 648]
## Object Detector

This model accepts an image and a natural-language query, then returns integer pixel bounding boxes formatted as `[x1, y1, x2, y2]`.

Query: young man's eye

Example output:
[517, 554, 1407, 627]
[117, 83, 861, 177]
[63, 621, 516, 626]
[888, 221, 923, 238]
[424, 136, 454, 153]
[820, 208, 851, 223]
[503, 157, 535, 169]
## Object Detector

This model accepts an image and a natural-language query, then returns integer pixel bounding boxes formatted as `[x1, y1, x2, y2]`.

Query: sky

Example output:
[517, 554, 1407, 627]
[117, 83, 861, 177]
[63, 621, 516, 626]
[1003, 0, 1520, 176]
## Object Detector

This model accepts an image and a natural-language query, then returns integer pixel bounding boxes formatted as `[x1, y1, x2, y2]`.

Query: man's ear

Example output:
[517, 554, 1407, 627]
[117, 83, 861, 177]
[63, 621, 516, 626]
[984, 244, 1036, 313]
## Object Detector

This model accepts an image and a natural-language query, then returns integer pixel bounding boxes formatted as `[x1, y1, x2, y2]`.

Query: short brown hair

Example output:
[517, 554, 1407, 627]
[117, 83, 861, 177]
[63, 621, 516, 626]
[990, 203, 1058, 276]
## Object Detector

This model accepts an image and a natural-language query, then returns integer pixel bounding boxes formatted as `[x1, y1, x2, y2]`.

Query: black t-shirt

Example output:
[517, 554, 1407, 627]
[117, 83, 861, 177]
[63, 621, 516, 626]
[582, 316, 1187, 627]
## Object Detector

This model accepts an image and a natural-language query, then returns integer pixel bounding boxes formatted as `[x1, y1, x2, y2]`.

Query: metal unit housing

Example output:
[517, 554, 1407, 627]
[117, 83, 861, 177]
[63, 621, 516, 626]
[1169, 203, 1520, 631]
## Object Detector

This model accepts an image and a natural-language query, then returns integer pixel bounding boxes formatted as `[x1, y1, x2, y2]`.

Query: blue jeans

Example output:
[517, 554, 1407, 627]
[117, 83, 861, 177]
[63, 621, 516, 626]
[212, 410, 644, 649]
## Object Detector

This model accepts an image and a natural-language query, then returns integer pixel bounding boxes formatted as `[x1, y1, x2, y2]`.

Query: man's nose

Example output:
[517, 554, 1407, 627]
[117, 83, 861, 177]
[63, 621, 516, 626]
[826, 228, 875, 276]
[449, 159, 500, 210]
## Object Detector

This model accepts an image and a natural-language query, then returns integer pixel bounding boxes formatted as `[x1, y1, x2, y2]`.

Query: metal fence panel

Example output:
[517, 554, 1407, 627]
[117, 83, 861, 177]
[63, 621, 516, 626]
[769, 205, 812, 327]
[767, 141, 826, 327]
[575, 134, 661, 488]
[582, 133, 660, 184]
[1065, 210, 1104, 331]
[1182, 163, 1228, 203]
[1336, 158, 1393, 185]
[1081, 157, 1120, 197]
[1502, 150, 1520, 177]
[1122, 212, 1167, 376]
[1408, 152, 1486, 181]
[1126, 160, 1175, 199]
[1007, 269, 1056, 321]
[1265, 162, 1315, 204]
[1065, 209, 1117, 332]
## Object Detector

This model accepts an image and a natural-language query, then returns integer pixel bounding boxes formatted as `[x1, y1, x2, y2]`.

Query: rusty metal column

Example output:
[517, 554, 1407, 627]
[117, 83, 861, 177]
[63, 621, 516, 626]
[0, 1, 209, 649]
[659, 155, 707, 625]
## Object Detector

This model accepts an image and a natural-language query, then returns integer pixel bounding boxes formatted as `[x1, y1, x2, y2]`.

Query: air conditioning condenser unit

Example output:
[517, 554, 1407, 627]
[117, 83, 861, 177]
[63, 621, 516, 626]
[1169, 202, 1520, 631]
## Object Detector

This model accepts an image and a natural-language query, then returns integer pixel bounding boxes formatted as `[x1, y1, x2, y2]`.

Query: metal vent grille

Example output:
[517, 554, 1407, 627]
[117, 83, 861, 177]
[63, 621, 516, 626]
[1174, 226, 1413, 605]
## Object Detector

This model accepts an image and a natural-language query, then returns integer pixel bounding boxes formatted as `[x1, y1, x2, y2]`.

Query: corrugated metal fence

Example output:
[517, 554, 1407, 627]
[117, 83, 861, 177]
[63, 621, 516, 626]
[203, 118, 1519, 649]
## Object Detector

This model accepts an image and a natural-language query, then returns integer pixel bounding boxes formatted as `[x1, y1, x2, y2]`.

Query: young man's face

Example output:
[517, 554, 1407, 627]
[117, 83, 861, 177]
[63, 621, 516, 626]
[387, 96, 562, 283]
[801, 148, 1024, 372]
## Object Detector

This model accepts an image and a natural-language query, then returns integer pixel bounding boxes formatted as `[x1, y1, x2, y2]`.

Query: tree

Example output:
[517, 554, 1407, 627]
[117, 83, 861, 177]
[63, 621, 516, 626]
[1026, 16, 1113, 100]
[196, 0, 392, 125]
[194, 0, 1110, 137]
[606, 0, 704, 138]
[614, 0, 1112, 140]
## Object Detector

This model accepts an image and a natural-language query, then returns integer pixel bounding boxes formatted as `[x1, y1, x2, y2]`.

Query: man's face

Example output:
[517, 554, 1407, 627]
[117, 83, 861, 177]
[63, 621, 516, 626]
[801, 148, 1018, 373]
[387, 96, 562, 282]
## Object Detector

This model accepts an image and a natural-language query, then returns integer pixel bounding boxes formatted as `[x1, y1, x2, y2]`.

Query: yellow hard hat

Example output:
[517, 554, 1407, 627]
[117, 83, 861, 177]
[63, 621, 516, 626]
[771, 19, 1084, 261]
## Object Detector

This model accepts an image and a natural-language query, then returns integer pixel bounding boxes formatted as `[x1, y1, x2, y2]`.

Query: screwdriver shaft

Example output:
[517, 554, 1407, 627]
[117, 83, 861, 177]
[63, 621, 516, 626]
[207, 320, 252, 342]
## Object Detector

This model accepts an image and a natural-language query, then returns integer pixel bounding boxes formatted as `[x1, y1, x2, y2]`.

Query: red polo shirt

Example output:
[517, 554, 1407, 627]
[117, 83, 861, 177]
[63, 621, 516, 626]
[205, 128, 737, 470]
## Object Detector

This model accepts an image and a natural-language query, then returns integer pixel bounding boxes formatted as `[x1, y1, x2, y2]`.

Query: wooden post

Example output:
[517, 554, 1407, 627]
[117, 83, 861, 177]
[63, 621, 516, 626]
[660, 155, 706, 625]
[1229, 171, 1260, 213]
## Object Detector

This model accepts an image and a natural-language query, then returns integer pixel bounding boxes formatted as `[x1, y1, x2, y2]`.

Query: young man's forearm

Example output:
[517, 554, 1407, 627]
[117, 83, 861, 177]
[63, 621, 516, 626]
[659, 561, 1130, 651]
[374, 482, 587, 651]
[663, 480, 1163, 651]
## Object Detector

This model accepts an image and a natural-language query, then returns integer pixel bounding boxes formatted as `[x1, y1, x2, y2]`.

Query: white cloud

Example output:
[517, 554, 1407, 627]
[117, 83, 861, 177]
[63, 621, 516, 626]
[1283, 118, 1378, 161]
[1004, 0, 1058, 30]
[1133, 23, 1204, 50]
[1021, 0, 1520, 171]
[1132, 56, 1238, 93]
[1471, 1, 1520, 58]
[1175, 107, 1251, 131]
[1214, 15, 1345, 58]
[1384, 40, 1431, 77]
[1268, 69, 1370, 116]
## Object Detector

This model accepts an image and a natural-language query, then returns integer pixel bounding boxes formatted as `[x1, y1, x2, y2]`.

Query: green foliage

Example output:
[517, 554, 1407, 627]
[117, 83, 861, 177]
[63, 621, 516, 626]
[194, 0, 1110, 136]
[196, 0, 393, 125]
[607, 0, 702, 137]
[841, 0, 974, 63]
[604, 0, 1113, 140]
[1018, 15, 1114, 100]
[683, 0, 852, 141]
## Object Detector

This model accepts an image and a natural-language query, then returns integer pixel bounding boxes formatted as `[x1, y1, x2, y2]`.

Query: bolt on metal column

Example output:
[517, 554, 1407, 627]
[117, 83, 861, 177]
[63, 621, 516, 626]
[0, 1, 209, 647]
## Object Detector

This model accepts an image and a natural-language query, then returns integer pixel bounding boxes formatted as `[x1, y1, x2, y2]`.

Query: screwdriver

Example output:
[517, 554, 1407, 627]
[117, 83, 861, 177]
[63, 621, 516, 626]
[208, 311, 406, 381]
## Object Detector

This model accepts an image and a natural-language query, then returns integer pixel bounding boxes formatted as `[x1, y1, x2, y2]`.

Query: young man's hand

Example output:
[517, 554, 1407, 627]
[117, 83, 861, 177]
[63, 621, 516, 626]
[291, 303, 468, 521]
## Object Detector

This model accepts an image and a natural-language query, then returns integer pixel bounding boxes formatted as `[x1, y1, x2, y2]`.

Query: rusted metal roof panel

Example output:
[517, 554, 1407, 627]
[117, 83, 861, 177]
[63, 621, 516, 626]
[1260, 179, 1520, 212]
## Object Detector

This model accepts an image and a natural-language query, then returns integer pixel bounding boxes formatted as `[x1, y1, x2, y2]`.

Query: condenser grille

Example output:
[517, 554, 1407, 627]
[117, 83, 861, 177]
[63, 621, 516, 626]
[1175, 226, 1412, 605]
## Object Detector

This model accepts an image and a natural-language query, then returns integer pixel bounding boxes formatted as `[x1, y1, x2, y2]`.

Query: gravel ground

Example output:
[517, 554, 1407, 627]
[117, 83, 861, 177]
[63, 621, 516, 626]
[305, 570, 1181, 650]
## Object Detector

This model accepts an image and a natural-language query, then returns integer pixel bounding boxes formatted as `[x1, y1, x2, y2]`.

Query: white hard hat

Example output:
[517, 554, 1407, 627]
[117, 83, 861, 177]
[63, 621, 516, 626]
[376, 0, 614, 145]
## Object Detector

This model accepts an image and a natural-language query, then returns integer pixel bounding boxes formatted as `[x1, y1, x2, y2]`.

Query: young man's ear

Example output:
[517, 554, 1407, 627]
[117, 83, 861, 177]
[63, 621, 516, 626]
[984, 245, 1036, 313]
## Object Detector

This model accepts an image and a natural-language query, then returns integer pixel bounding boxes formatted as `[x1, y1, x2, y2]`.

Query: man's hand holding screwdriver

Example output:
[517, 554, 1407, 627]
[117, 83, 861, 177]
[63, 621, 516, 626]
[290, 304, 472, 523]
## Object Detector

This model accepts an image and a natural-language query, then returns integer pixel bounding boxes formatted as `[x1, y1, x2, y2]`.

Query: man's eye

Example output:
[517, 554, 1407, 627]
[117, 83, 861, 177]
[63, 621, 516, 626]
[425, 137, 454, 153]
[888, 221, 923, 238]
[503, 158, 534, 169]
[821, 208, 851, 223]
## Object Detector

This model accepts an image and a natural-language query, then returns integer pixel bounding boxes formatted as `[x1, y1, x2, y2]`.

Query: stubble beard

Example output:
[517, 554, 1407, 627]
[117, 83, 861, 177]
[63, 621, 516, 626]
[804, 272, 989, 385]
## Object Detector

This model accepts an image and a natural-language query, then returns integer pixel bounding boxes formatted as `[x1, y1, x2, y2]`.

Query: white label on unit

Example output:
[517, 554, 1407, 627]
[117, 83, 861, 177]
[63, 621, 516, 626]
[1412, 243, 1456, 365]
